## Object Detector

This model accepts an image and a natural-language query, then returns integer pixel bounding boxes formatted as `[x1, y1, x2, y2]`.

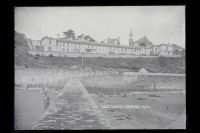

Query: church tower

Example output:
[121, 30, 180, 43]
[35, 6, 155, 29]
[129, 28, 134, 46]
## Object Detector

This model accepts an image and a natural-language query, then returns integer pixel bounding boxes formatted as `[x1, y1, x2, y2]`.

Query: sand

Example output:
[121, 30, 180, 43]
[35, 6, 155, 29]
[90, 92, 185, 129]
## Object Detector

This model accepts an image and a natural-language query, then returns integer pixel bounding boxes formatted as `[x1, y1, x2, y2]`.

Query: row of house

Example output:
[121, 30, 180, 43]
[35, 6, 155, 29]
[28, 36, 184, 57]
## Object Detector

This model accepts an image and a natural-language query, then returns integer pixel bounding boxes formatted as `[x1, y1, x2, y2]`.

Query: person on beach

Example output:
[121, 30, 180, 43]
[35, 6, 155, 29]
[41, 88, 50, 111]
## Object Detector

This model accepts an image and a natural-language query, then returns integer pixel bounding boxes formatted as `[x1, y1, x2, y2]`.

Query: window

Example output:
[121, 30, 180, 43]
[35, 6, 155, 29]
[48, 47, 52, 51]
[35, 46, 44, 52]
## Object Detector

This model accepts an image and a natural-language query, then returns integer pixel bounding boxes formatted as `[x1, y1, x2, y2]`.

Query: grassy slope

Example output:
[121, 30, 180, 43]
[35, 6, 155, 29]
[29, 56, 185, 73]
[15, 47, 185, 73]
[14, 31, 49, 68]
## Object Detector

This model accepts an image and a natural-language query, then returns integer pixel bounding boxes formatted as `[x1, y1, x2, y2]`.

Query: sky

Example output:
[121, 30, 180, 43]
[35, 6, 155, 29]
[15, 6, 185, 48]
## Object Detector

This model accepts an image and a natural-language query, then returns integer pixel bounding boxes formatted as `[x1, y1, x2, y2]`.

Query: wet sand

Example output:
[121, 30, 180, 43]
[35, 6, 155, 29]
[15, 87, 185, 129]
[91, 92, 185, 129]
[14, 89, 58, 130]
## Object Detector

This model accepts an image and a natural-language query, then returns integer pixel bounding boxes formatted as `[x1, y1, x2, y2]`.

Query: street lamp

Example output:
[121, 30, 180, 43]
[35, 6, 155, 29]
[81, 52, 83, 72]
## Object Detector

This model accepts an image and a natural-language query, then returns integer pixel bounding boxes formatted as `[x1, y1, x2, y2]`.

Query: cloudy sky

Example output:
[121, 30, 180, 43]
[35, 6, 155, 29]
[15, 6, 185, 48]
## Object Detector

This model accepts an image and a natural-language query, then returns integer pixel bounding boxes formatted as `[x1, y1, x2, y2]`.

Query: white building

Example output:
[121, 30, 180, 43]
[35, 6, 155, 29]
[159, 44, 173, 56]
[29, 36, 152, 56]
[28, 36, 182, 57]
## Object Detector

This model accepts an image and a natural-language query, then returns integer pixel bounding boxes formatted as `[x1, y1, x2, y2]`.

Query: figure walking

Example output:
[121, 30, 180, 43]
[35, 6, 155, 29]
[41, 88, 50, 111]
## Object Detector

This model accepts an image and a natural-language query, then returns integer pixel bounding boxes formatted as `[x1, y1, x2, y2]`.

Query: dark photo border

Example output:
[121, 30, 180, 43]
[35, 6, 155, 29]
[6, 0, 191, 133]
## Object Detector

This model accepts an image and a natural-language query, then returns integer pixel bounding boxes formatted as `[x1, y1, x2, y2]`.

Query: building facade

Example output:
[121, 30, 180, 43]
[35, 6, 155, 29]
[27, 30, 183, 57]
[29, 36, 156, 56]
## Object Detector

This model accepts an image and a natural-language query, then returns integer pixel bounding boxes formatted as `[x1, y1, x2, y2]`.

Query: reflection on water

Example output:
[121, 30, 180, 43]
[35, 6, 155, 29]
[14, 89, 58, 130]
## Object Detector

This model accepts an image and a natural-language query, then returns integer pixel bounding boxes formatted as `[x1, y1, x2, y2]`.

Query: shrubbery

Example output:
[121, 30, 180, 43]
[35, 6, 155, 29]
[24, 64, 28, 68]
[49, 54, 53, 57]
[34, 54, 40, 60]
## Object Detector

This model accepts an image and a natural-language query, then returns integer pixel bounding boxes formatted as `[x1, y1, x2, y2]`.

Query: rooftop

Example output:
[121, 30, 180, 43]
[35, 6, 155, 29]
[43, 37, 152, 49]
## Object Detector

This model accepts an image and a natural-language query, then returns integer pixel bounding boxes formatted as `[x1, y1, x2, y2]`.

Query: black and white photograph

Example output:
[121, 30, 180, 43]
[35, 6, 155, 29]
[14, 6, 186, 130]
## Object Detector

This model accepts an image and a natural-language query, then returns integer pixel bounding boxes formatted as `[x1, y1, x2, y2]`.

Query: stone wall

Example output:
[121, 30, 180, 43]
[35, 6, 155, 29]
[81, 73, 185, 90]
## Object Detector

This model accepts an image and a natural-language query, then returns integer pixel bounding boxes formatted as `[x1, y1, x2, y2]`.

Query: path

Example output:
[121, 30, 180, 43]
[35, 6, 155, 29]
[32, 78, 112, 129]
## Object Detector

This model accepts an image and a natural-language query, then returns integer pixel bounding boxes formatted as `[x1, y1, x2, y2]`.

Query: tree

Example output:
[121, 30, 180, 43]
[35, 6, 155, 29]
[181, 49, 185, 57]
[84, 35, 90, 41]
[173, 49, 181, 55]
[77, 34, 84, 40]
[117, 37, 120, 44]
[15, 31, 29, 49]
[100, 39, 106, 43]
[84, 35, 96, 42]
[88, 37, 96, 42]
[63, 29, 75, 40]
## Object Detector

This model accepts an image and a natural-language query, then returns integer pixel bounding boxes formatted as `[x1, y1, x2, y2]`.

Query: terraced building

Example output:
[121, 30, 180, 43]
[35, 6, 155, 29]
[27, 30, 183, 58]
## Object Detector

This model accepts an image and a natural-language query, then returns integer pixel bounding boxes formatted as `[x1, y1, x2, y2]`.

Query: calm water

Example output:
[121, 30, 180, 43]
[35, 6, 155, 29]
[14, 89, 58, 130]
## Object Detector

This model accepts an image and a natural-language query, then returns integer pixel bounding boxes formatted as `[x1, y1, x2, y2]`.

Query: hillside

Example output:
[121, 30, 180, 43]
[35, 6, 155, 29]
[15, 31, 49, 68]
[14, 31, 185, 73]
[31, 56, 185, 73]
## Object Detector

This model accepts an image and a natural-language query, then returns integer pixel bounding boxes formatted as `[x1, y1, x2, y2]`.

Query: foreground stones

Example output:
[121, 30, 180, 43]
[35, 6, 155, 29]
[33, 78, 111, 130]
